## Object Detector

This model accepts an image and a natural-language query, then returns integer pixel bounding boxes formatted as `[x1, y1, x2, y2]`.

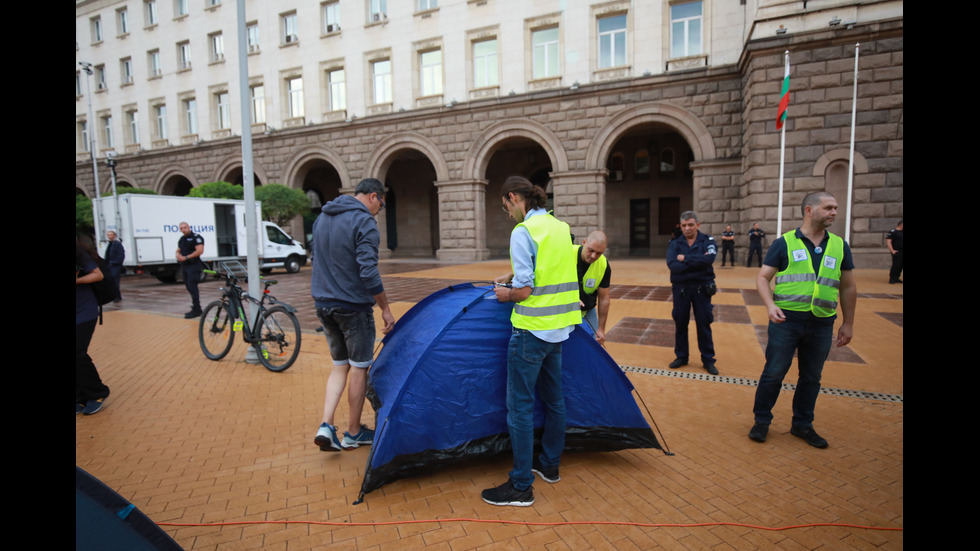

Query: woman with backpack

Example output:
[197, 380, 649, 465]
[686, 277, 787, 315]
[76, 238, 110, 415]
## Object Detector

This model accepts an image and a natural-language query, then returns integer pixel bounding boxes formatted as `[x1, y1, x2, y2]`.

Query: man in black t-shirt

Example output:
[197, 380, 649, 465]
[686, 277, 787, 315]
[576, 231, 611, 345]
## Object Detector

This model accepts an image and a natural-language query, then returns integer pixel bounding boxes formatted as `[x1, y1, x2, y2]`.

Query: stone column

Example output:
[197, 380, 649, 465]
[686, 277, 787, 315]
[434, 179, 490, 261]
[549, 169, 607, 240]
[689, 158, 742, 237]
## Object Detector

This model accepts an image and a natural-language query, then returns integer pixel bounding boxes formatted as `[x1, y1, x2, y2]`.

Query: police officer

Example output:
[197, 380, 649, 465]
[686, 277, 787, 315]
[720, 225, 736, 267]
[176, 221, 205, 318]
[667, 211, 718, 375]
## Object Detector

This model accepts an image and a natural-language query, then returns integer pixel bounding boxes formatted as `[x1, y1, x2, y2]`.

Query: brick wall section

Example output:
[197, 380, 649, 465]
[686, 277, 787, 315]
[740, 20, 903, 266]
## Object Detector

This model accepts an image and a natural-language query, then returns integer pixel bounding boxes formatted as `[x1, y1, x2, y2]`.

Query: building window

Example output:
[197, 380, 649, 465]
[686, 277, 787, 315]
[120, 57, 134, 85]
[216, 92, 231, 130]
[660, 148, 675, 172]
[155, 104, 168, 140]
[473, 39, 498, 88]
[598, 14, 627, 69]
[670, 1, 702, 58]
[368, 0, 387, 23]
[91, 16, 103, 43]
[175, 0, 188, 17]
[117, 8, 129, 36]
[372, 59, 392, 104]
[79, 121, 90, 152]
[322, 1, 340, 33]
[144, 0, 158, 27]
[95, 65, 107, 91]
[418, 0, 437, 10]
[183, 98, 198, 135]
[148, 49, 162, 77]
[327, 69, 345, 111]
[532, 27, 559, 79]
[127, 110, 140, 144]
[102, 115, 114, 149]
[247, 23, 260, 53]
[178, 41, 192, 70]
[250, 84, 266, 124]
[209, 32, 224, 62]
[281, 12, 298, 45]
[76, 72, 82, 97]
[420, 50, 443, 97]
[207, 0, 221, 7]
[287, 77, 304, 118]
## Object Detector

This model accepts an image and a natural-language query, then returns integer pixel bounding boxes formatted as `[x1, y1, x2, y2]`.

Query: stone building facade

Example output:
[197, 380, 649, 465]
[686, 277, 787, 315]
[76, 0, 903, 265]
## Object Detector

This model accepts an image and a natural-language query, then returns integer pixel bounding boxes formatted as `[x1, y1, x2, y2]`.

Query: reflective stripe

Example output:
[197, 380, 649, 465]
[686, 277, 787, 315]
[514, 302, 581, 317]
[775, 273, 815, 284]
[531, 282, 580, 296]
[773, 294, 813, 304]
[816, 276, 840, 289]
[813, 298, 838, 310]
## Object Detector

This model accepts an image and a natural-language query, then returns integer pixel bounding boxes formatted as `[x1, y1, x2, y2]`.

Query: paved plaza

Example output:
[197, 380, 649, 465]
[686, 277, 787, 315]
[77, 259, 903, 550]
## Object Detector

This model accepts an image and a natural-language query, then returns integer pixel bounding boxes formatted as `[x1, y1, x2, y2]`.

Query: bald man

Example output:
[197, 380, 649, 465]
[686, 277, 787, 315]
[576, 231, 611, 345]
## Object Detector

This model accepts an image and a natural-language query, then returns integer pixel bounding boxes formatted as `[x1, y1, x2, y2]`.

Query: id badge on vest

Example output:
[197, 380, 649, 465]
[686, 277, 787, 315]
[822, 255, 838, 270]
[791, 249, 808, 262]
[585, 277, 596, 288]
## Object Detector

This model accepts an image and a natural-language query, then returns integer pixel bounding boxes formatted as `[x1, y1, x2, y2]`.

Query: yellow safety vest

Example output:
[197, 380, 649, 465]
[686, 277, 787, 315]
[773, 230, 844, 318]
[510, 214, 582, 330]
[580, 250, 608, 296]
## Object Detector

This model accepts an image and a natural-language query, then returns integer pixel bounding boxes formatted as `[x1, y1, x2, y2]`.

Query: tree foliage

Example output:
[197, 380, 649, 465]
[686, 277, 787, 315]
[109, 186, 158, 195]
[76, 195, 94, 236]
[256, 184, 310, 227]
[189, 181, 243, 199]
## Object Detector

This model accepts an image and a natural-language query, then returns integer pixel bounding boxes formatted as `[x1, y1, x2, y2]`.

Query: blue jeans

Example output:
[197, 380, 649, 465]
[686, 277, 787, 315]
[506, 329, 566, 490]
[752, 318, 833, 429]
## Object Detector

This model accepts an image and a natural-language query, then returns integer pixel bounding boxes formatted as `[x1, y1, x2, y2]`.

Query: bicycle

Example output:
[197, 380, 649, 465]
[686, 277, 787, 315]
[198, 269, 302, 372]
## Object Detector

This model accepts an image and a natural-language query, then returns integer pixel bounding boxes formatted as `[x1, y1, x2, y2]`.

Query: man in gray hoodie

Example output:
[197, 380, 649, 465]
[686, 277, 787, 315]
[311, 178, 396, 452]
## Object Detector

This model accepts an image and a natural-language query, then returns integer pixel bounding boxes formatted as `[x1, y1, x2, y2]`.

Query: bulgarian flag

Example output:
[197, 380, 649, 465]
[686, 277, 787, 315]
[776, 53, 790, 130]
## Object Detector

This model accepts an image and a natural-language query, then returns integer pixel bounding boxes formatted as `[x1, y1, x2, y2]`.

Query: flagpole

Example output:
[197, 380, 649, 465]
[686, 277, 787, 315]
[776, 51, 790, 236]
[845, 43, 860, 243]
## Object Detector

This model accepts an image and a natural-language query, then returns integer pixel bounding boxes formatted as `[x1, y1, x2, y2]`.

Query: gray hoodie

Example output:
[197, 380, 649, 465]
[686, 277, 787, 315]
[311, 195, 384, 312]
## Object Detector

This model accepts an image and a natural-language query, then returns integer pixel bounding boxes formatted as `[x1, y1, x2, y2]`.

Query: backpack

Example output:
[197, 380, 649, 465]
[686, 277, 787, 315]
[88, 256, 117, 324]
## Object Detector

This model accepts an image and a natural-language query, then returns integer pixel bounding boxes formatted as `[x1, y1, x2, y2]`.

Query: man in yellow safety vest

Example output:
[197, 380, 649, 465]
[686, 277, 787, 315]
[749, 191, 857, 449]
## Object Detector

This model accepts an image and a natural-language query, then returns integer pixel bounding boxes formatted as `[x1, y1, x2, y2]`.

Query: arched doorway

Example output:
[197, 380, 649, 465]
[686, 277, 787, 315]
[383, 149, 439, 257]
[602, 123, 695, 257]
[483, 138, 554, 256]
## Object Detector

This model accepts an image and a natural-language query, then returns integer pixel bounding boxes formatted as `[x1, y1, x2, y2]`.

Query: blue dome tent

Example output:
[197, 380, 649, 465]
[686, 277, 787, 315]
[358, 283, 663, 501]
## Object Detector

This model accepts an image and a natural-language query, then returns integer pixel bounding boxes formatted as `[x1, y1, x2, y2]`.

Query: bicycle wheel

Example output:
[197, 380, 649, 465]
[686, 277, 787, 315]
[254, 305, 301, 372]
[199, 300, 235, 360]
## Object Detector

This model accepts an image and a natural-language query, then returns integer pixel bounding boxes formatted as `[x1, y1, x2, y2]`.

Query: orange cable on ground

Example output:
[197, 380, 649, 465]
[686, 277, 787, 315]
[157, 518, 902, 532]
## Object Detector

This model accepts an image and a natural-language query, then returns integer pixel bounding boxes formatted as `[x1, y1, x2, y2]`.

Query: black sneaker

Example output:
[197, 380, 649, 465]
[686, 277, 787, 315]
[748, 423, 768, 443]
[790, 426, 829, 449]
[482, 480, 534, 507]
[668, 358, 688, 369]
[532, 459, 560, 484]
[704, 363, 719, 375]
[184, 309, 202, 319]
[82, 398, 106, 415]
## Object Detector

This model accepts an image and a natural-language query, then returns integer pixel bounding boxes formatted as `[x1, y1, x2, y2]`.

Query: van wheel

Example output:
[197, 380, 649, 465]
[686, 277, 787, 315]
[285, 256, 301, 274]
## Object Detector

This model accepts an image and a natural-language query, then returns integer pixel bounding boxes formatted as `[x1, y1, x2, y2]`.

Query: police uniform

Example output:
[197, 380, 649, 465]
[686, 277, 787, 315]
[721, 230, 736, 266]
[178, 231, 205, 314]
[667, 231, 717, 370]
[747, 228, 766, 267]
